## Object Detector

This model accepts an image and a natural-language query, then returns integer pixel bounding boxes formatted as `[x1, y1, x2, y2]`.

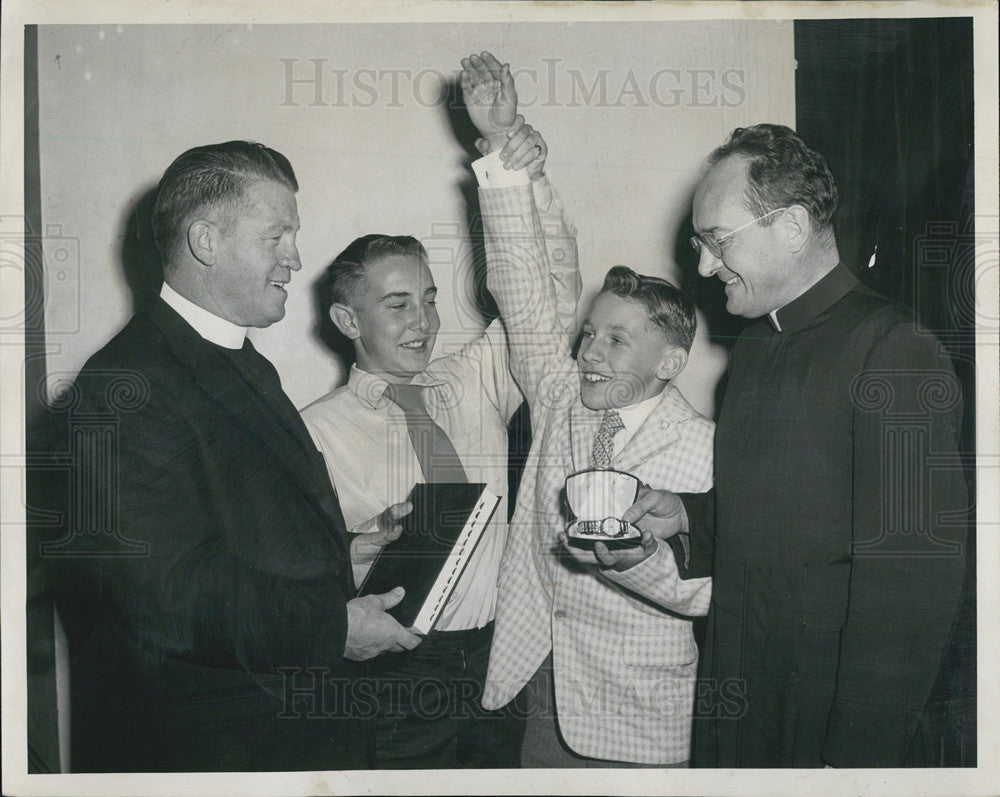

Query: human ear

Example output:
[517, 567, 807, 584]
[656, 346, 688, 381]
[329, 303, 361, 340]
[187, 220, 219, 267]
[783, 205, 811, 254]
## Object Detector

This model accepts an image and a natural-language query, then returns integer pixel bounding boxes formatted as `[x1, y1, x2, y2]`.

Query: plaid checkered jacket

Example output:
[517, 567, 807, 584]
[480, 182, 714, 765]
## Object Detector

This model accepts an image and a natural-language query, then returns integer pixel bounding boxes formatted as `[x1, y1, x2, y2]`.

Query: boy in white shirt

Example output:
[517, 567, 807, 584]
[300, 64, 578, 767]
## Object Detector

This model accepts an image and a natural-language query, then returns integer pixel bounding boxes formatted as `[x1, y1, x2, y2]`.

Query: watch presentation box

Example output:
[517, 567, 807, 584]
[565, 468, 642, 550]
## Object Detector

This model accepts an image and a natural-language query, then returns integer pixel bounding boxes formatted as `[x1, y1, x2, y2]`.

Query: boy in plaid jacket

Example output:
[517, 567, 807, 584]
[462, 53, 714, 767]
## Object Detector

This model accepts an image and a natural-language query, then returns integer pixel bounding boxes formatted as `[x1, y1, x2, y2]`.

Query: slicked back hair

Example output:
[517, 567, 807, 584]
[321, 234, 428, 311]
[600, 266, 696, 352]
[151, 140, 298, 265]
[708, 123, 838, 234]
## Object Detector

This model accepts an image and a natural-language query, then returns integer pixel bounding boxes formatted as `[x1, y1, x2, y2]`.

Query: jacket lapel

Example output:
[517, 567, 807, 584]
[223, 338, 319, 462]
[147, 300, 349, 554]
[614, 386, 693, 472]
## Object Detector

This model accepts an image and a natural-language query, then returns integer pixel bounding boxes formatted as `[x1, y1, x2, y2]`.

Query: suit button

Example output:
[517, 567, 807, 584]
[553, 610, 567, 620]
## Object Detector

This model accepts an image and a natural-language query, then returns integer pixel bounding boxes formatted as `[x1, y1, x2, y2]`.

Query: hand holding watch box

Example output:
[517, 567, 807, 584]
[565, 468, 642, 550]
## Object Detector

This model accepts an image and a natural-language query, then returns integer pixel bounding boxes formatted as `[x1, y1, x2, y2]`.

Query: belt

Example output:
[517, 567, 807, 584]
[425, 620, 494, 642]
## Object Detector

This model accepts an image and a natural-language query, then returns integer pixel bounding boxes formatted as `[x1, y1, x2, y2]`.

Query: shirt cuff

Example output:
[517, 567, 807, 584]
[472, 150, 531, 188]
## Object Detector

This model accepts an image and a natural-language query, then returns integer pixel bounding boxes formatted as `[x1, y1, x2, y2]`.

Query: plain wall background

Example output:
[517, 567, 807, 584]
[36, 22, 794, 415]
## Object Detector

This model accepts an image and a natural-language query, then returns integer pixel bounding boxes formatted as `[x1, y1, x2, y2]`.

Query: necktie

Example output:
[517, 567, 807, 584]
[384, 382, 468, 484]
[591, 410, 625, 468]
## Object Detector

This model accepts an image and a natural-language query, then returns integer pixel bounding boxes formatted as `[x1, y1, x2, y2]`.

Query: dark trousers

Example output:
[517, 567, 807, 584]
[365, 622, 525, 769]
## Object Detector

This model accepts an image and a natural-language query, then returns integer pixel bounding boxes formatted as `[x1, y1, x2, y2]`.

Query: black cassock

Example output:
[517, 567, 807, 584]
[690, 263, 968, 767]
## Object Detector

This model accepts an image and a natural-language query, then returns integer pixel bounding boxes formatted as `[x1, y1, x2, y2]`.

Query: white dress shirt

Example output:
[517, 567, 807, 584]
[302, 332, 522, 631]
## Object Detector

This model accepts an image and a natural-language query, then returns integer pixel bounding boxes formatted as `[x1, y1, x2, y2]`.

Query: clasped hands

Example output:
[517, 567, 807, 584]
[460, 51, 548, 178]
[559, 486, 689, 572]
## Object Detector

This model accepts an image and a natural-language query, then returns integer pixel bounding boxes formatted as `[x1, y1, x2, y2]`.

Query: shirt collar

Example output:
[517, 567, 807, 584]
[614, 393, 663, 439]
[160, 282, 246, 349]
[347, 363, 446, 409]
[769, 262, 857, 334]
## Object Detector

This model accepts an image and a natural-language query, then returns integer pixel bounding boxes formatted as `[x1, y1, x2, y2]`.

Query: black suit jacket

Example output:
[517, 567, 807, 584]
[54, 298, 362, 771]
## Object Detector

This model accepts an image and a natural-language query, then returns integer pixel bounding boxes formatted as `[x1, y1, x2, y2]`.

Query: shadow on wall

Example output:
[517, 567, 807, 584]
[118, 185, 163, 313]
[440, 74, 501, 325]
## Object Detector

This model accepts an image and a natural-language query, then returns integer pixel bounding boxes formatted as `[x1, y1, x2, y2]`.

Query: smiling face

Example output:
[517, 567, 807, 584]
[576, 291, 683, 411]
[337, 253, 440, 382]
[206, 179, 301, 327]
[692, 156, 794, 319]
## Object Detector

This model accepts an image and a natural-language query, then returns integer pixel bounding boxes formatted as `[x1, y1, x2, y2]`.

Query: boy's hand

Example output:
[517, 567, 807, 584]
[460, 51, 517, 155]
[558, 530, 658, 572]
[350, 501, 412, 565]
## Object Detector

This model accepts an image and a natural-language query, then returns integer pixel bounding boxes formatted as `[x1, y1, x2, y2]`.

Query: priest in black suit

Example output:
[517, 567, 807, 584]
[53, 141, 420, 772]
[622, 124, 968, 767]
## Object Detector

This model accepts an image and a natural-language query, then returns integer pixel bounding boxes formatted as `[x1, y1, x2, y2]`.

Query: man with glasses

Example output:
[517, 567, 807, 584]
[627, 124, 968, 767]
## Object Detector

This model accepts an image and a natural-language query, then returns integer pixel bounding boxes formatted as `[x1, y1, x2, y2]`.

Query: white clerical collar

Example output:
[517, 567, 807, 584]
[160, 282, 246, 349]
[614, 393, 663, 445]
[769, 310, 782, 332]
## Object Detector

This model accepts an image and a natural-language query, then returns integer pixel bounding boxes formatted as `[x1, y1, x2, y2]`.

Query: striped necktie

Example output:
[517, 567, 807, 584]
[384, 382, 468, 484]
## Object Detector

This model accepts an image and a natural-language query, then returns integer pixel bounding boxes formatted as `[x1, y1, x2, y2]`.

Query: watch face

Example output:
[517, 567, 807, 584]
[600, 516, 629, 538]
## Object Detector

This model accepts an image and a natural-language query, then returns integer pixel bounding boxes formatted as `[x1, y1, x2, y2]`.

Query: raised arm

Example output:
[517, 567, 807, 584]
[461, 52, 580, 405]
[601, 538, 712, 618]
[462, 52, 580, 339]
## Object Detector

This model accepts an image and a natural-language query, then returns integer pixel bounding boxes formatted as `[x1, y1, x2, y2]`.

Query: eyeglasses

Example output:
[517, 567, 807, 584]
[690, 207, 788, 259]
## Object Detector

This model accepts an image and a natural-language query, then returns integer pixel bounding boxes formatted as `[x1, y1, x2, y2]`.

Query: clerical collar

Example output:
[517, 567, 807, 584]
[160, 282, 246, 349]
[768, 263, 857, 334]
